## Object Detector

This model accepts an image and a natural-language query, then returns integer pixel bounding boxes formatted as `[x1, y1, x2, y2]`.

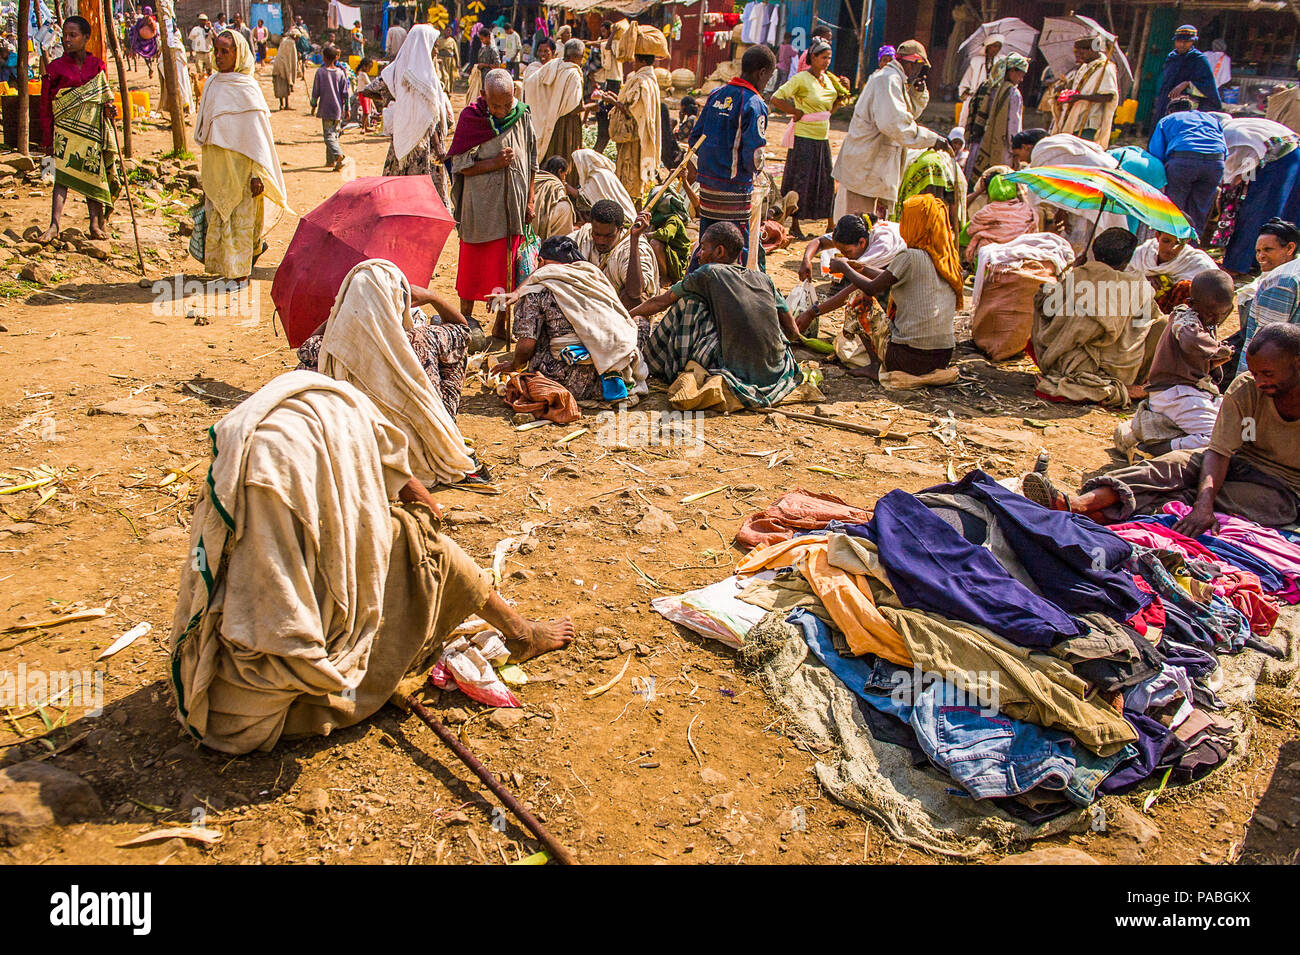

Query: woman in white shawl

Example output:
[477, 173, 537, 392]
[296, 259, 480, 487]
[194, 30, 291, 280]
[571, 148, 636, 220]
[271, 35, 298, 109]
[358, 24, 455, 205]
[1127, 231, 1218, 311]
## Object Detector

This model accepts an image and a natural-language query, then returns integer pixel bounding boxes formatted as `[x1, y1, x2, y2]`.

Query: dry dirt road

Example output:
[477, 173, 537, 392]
[0, 62, 1297, 866]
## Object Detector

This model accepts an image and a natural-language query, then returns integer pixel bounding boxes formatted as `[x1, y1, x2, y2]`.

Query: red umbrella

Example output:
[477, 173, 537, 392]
[272, 176, 457, 348]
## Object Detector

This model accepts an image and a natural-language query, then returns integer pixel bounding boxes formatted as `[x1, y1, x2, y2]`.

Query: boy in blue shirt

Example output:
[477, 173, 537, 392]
[689, 45, 776, 266]
[310, 44, 351, 170]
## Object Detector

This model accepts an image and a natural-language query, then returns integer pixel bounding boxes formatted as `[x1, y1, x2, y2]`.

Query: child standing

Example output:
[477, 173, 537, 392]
[1143, 269, 1236, 450]
[310, 44, 351, 170]
[356, 57, 375, 132]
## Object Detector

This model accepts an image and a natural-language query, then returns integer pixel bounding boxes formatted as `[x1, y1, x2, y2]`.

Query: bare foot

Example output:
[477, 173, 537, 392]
[34, 225, 60, 244]
[504, 617, 574, 663]
[88, 227, 109, 240]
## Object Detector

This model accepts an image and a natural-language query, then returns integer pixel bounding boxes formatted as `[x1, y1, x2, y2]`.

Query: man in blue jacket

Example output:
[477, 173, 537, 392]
[689, 44, 776, 265]
[1153, 25, 1222, 123]
[1147, 98, 1227, 234]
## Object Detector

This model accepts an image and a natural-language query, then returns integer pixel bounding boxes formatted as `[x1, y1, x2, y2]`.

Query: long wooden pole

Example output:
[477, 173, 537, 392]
[104, 0, 133, 158]
[16, 0, 31, 156]
[399, 694, 577, 865]
[854, 0, 870, 89]
[158, 3, 188, 154]
[1130, 7, 1153, 104]
[107, 116, 146, 274]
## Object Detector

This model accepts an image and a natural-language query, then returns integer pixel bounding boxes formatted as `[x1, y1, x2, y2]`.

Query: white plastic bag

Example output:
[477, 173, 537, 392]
[784, 279, 818, 317]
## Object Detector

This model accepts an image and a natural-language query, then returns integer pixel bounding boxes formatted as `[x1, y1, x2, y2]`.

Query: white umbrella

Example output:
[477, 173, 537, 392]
[1040, 14, 1133, 94]
[956, 17, 1039, 70]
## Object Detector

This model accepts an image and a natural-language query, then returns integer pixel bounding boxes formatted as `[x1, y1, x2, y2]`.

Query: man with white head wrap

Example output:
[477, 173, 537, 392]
[958, 33, 1003, 127]
[1048, 35, 1119, 148]
[524, 36, 585, 167]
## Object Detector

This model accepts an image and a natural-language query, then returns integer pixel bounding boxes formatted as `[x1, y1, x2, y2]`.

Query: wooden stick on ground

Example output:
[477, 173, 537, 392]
[765, 408, 913, 440]
[397, 694, 577, 865]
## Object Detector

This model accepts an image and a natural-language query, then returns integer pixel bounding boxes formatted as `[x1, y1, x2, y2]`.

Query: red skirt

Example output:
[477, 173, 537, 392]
[456, 234, 522, 302]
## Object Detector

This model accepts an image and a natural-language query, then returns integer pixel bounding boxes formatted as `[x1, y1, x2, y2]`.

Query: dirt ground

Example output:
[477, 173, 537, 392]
[1, 62, 1297, 866]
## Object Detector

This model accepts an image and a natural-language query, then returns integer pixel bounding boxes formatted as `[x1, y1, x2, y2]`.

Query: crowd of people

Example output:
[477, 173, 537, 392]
[14, 9, 1300, 764]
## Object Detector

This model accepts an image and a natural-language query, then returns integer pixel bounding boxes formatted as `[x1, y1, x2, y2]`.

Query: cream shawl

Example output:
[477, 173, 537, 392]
[170, 371, 411, 753]
[523, 57, 583, 157]
[519, 261, 647, 390]
[317, 259, 475, 486]
[380, 24, 454, 162]
[195, 30, 290, 216]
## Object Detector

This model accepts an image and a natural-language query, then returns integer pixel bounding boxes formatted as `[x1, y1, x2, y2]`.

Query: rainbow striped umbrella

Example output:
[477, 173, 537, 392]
[1003, 164, 1194, 239]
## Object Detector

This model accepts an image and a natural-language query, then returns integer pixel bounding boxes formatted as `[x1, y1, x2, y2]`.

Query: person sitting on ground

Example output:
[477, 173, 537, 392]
[533, 155, 577, 241]
[570, 199, 660, 307]
[644, 184, 693, 286]
[1133, 269, 1236, 452]
[963, 173, 1036, 263]
[633, 222, 806, 408]
[1127, 230, 1219, 313]
[489, 236, 650, 402]
[169, 371, 573, 755]
[796, 213, 906, 329]
[1022, 323, 1300, 532]
[1229, 217, 1300, 380]
[897, 145, 967, 235]
[571, 148, 636, 221]
[821, 194, 963, 381]
[294, 258, 483, 432]
[1031, 228, 1155, 407]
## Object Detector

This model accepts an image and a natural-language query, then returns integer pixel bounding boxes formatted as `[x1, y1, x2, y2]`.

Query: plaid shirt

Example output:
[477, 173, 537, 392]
[1238, 256, 1300, 375]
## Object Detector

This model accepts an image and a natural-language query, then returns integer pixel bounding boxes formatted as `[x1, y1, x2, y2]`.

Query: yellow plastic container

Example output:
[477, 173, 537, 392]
[348, 54, 361, 71]
[111, 89, 151, 119]
[28, 79, 41, 95]
[1114, 98, 1138, 126]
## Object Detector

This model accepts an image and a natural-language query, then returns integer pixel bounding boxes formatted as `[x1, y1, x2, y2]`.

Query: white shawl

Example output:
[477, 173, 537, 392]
[1127, 238, 1218, 283]
[520, 261, 647, 390]
[194, 30, 290, 214]
[170, 371, 411, 753]
[317, 259, 475, 486]
[380, 24, 454, 162]
[571, 148, 636, 220]
[618, 65, 662, 190]
[523, 57, 583, 157]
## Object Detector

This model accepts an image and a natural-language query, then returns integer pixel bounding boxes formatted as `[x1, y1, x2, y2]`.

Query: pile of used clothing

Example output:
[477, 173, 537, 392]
[654, 470, 1297, 831]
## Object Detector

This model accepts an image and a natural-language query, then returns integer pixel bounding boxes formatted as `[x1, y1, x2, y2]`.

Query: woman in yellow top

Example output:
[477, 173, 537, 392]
[771, 38, 849, 239]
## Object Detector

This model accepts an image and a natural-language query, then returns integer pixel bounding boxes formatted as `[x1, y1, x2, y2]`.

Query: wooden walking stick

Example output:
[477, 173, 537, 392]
[107, 116, 147, 276]
[643, 139, 697, 214]
[397, 693, 578, 865]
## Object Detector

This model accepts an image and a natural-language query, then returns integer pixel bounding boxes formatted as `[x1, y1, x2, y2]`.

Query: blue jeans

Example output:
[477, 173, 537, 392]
[1163, 154, 1225, 236]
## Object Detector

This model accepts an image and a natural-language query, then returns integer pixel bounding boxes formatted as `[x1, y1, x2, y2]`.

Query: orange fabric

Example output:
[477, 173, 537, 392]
[899, 194, 964, 309]
[503, 371, 581, 424]
[735, 488, 872, 550]
[737, 536, 912, 666]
